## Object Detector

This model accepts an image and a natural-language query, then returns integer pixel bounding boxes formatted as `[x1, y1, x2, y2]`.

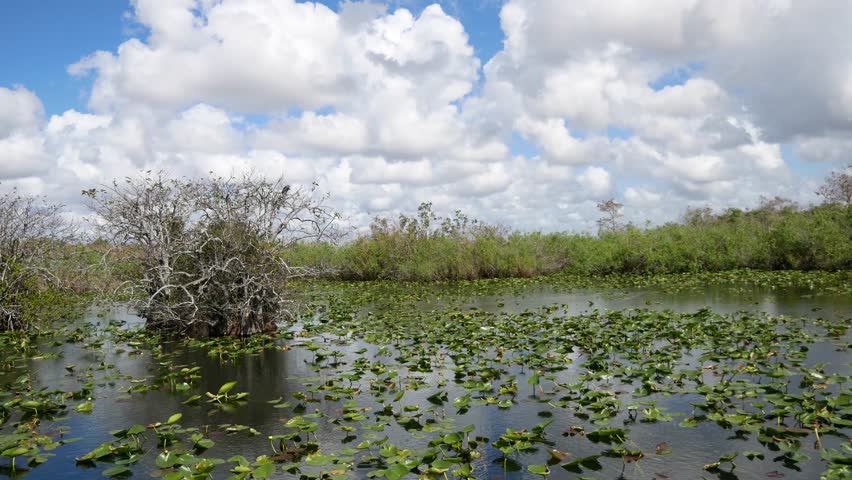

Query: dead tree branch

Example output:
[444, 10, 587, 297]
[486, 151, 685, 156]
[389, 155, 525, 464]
[85, 172, 339, 337]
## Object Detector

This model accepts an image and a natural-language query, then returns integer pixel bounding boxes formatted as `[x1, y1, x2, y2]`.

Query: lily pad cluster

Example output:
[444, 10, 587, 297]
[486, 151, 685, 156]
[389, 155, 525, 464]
[0, 272, 849, 479]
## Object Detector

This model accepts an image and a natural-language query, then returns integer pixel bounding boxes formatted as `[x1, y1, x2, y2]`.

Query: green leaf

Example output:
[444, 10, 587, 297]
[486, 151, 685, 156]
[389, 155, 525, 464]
[166, 413, 182, 425]
[218, 381, 238, 395]
[429, 459, 455, 473]
[28, 453, 54, 466]
[156, 451, 179, 468]
[679, 417, 699, 428]
[252, 463, 276, 478]
[528, 464, 550, 476]
[195, 438, 215, 449]
[384, 463, 410, 480]
[102, 466, 131, 478]
[719, 453, 737, 462]
[1, 447, 30, 457]
[562, 455, 603, 473]
[586, 428, 627, 444]
[306, 453, 333, 466]
[452, 394, 470, 408]
[127, 425, 146, 436]
[527, 371, 542, 386]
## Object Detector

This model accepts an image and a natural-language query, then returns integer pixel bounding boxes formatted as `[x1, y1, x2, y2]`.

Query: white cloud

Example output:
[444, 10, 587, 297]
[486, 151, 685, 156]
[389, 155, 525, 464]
[0, 86, 44, 137]
[252, 112, 369, 156]
[456, 162, 512, 197]
[0, 134, 49, 179]
[1, 0, 851, 232]
[348, 156, 435, 186]
[796, 135, 852, 163]
[167, 104, 242, 154]
[624, 186, 662, 206]
[0, 87, 50, 180]
[71, 0, 347, 112]
[514, 115, 595, 164]
[577, 166, 613, 198]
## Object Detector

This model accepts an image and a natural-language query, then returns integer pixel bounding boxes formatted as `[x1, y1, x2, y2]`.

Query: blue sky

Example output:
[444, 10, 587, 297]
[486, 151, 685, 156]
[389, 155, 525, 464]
[1, 0, 504, 115]
[0, 0, 847, 231]
[1, 0, 695, 164]
[1, 0, 536, 157]
[0, 0, 130, 113]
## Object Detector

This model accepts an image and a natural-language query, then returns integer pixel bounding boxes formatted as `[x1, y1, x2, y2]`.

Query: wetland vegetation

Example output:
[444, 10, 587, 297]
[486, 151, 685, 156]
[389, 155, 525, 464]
[0, 170, 850, 479]
[285, 200, 852, 282]
[0, 273, 850, 479]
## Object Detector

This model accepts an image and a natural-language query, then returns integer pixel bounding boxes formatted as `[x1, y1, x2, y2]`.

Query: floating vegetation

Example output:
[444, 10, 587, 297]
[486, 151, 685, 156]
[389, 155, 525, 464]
[0, 271, 849, 479]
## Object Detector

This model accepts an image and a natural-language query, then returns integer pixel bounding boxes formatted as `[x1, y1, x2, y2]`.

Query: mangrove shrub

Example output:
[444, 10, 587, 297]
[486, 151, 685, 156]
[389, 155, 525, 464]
[85, 173, 338, 337]
[0, 189, 75, 331]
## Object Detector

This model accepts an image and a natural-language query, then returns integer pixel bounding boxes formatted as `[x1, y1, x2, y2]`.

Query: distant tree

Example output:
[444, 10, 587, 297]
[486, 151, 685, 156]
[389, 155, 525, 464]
[440, 209, 479, 239]
[757, 196, 798, 212]
[394, 202, 439, 239]
[596, 198, 624, 234]
[85, 173, 339, 337]
[369, 202, 502, 241]
[683, 206, 715, 226]
[816, 165, 852, 205]
[0, 188, 74, 331]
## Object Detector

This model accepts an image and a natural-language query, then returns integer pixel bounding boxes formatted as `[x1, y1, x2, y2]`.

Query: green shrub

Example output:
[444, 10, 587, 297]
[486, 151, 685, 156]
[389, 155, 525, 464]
[283, 202, 852, 282]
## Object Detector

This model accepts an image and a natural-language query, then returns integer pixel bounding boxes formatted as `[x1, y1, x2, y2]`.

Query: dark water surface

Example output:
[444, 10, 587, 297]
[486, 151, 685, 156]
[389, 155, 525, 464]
[3, 283, 850, 479]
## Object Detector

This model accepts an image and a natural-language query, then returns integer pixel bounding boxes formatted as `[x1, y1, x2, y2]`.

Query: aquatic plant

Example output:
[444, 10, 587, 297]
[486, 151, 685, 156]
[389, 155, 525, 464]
[0, 272, 849, 478]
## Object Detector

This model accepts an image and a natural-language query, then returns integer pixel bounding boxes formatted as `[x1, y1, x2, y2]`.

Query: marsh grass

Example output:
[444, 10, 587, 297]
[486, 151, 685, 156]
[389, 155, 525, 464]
[285, 203, 852, 281]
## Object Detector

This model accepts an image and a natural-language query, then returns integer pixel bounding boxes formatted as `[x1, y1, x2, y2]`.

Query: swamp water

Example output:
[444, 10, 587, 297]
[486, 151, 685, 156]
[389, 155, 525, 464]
[1, 280, 850, 479]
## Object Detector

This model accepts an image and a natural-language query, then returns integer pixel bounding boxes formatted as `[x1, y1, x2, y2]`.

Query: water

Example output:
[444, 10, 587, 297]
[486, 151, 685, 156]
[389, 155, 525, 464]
[2, 283, 850, 479]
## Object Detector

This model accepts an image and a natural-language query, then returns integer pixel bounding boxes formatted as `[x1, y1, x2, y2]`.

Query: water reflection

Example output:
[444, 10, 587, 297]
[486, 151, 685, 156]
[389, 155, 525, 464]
[458, 283, 852, 319]
[7, 284, 850, 479]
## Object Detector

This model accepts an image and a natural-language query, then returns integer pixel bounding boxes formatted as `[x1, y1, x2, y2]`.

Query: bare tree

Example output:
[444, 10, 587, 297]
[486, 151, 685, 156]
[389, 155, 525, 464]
[816, 165, 852, 205]
[596, 198, 624, 234]
[85, 172, 339, 337]
[0, 188, 75, 331]
[757, 195, 797, 212]
[682, 206, 715, 226]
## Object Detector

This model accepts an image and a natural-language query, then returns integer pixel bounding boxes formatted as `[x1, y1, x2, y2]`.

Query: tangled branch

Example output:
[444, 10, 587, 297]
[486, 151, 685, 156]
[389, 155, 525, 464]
[85, 172, 339, 337]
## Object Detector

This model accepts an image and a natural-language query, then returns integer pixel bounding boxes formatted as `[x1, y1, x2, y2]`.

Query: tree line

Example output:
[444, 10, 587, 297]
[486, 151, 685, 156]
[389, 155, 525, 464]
[0, 166, 850, 336]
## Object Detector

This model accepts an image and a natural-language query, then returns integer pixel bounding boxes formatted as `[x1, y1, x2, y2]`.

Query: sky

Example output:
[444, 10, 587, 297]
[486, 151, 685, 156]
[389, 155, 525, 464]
[1, 0, 851, 233]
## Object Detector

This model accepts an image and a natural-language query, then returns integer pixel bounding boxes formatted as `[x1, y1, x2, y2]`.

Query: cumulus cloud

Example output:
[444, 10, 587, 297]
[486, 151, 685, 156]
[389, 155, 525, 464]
[251, 112, 369, 156]
[624, 186, 662, 207]
[0, 87, 49, 180]
[474, 0, 848, 214]
[577, 166, 613, 198]
[796, 135, 852, 163]
[0, 135, 49, 179]
[1, 0, 851, 231]
[514, 115, 595, 164]
[0, 86, 44, 136]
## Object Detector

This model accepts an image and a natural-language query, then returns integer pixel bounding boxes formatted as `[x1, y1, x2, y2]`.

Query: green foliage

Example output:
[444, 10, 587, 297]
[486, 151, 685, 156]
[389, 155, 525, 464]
[284, 202, 852, 281]
[0, 188, 78, 331]
[0, 270, 848, 478]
